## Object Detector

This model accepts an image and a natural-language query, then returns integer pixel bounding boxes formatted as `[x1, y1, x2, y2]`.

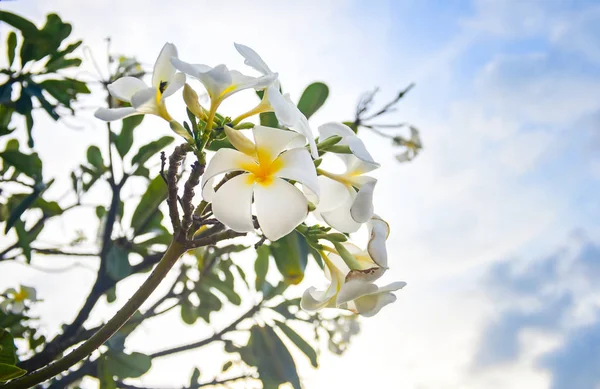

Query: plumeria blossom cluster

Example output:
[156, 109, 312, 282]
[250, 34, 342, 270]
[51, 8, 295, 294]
[94, 42, 405, 317]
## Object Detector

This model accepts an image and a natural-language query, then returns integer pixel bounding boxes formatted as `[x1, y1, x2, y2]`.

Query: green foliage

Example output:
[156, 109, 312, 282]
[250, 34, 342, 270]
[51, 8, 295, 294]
[270, 231, 309, 285]
[130, 175, 168, 236]
[131, 136, 174, 167]
[254, 245, 270, 291]
[115, 116, 144, 158]
[297, 82, 329, 119]
[0, 329, 27, 382]
[275, 320, 318, 367]
[106, 244, 132, 281]
[239, 325, 301, 389]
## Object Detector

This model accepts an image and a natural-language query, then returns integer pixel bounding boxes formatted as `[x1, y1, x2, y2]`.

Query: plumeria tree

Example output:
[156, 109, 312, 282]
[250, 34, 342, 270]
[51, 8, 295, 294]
[0, 11, 420, 389]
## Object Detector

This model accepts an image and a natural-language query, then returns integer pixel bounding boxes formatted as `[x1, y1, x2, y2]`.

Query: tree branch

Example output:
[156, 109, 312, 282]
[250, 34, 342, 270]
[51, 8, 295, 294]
[115, 374, 254, 389]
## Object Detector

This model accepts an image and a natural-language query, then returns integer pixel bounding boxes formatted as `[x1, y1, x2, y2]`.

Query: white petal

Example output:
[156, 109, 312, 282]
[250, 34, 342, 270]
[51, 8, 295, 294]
[367, 216, 390, 268]
[294, 115, 319, 159]
[22, 286, 37, 301]
[321, 193, 362, 233]
[231, 70, 277, 92]
[211, 174, 255, 233]
[275, 148, 319, 199]
[350, 180, 376, 223]
[301, 286, 335, 312]
[224, 126, 256, 156]
[354, 292, 397, 317]
[153, 43, 178, 89]
[94, 107, 138, 121]
[345, 267, 386, 283]
[201, 148, 256, 189]
[234, 43, 272, 75]
[318, 122, 356, 139]
[315, 176, 352, 213]
[354, 281, 406, 317]
[198, 64, 233, 99]
[344, 136, 379, 166]
[269, 88, 299, 126]
[107, 77, 147, 102]
[170, 57, 212, 79]
[336, 280, 378, 306]
[345, 155, 379, 176]
[202, 177, 216, 202]
[161, 72, 186, 100]
[254, 178, 307, 241]
[131, 87, 158, 114]
[252, 126, 303, 163]
[13, 301, 24, 314]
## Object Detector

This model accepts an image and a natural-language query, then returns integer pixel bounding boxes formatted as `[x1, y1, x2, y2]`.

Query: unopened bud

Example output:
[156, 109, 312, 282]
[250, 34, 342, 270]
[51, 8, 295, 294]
[183, 83, 205, 119]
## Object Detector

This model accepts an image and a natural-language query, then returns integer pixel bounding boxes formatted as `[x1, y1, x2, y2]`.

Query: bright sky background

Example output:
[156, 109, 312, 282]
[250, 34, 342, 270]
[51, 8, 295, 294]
[2, 0, 600, 388]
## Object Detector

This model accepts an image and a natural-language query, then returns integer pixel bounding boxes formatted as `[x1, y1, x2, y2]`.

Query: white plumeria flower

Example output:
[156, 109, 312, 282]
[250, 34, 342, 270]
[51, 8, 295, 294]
[95, 43, 185, 122]
[310, 122, 382, 232]
[170, 56, 276, 107]
[234, 43, 319, 159]
[301, 217, 405, 317]
[201, 125, 319, 241]
[0, 285, 37, 314]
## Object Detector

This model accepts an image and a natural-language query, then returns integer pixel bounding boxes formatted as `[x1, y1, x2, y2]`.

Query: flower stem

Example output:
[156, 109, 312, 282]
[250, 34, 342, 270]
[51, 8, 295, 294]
[231, 104, 269, 126]
[2, 240, 187, 389]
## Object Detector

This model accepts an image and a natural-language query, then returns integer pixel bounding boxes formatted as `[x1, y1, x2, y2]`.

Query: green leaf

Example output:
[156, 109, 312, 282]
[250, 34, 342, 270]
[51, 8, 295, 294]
[254, 245, 270, 291]
[202, 278, 241, 306]
[106, 244, 131, 281]
[270, 231, 309, 285]
[297, 82, 329, 119]
[259, 112, 279, 128]
[0, 11, 39, 37]
[105, 286, 117, 304]
[86, 145, 104, 170]
[0, 329, 18, 365]
[4, 189, 40, 234]
[222, 361, 233, 372]
[0, 150, 42, 179]
[97, 359, 117, 389]
[104, 351, 152, 379]
[275, 320, 318, 367]
[244, 325, 301, 389]
[131, 136, 173, 167]
[0, 363, 26, 383]
[189, 368, 201, 386]
[7, 32, 17, 68]
[130, 175, 168, 235]
[115, 115, 144, 158]
[181, 300, 198, 325]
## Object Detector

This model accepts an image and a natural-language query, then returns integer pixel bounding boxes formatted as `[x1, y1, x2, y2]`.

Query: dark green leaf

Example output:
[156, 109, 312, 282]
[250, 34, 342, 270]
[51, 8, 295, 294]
[0, 363, 27, 383]
[181, 300, 198, 325]
[0, 82, 13, 105]
[130, 175, 168, 235]
[190, 368, 200, 385]
[6, 32, 17, 67]
[222, 361, 233, 372]
[14, 94, 32, 115]
[259, 112, 279, 128]
[22, 83, 59, 120]
[270, 231, 309, 285]
[105, 287, 116, 304]
[254, 245, 270, 291]
[275, 320, 318, 367]
[131, 136, 173, 167]
[104, 351, 151, 379]
[0, 150, 42, 180]
[115, 115, 143, 158]
[297, 82, 329, 119]
[0, 11, 39, 37]
[0, 329, 18, 365]
[86, 145, 104, 170]
[106, 244, 131, 281]
[4, 189, 40, 234]
[244, 325, 301, 389]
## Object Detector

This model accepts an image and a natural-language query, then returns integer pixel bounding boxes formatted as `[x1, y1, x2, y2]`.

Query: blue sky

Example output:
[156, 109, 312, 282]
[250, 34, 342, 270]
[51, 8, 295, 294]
[1, 0, 600, 388]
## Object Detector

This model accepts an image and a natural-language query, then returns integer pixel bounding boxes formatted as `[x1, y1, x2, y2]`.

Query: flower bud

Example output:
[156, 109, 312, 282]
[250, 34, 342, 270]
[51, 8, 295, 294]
[183, 83, 205, 119]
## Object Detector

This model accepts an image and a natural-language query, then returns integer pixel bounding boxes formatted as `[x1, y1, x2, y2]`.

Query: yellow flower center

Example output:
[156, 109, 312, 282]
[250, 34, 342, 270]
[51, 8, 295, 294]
[240, 147, 284, 187]
[13, 289, 28, 302]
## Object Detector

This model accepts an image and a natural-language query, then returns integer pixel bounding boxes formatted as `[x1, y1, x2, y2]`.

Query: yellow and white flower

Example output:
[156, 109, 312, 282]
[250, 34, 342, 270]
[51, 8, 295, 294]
[301, 216, 405, 317]
[170, 56, 276, 107]
[0, 285, 37, 314]
[234, 43, 319, 158]
[202, 125, 319, 241]
[95, 43, 185, 121]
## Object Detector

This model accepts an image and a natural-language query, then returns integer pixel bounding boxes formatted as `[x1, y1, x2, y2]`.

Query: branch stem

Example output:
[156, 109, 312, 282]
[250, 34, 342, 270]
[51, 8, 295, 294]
[2, 240, 187, 389]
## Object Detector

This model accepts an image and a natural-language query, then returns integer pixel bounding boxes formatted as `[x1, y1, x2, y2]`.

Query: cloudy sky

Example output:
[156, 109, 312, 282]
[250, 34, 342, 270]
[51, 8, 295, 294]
[2, 0, 600, 388]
